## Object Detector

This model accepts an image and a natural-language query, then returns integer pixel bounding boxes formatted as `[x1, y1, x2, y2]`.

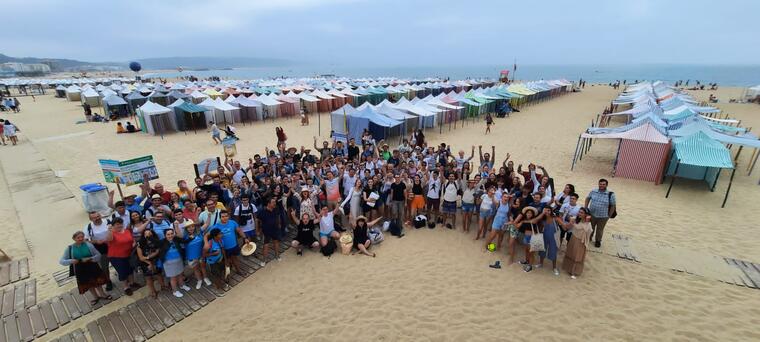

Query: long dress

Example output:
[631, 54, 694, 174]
[563, 221, 592, 276]
[349, 187, 362, 217]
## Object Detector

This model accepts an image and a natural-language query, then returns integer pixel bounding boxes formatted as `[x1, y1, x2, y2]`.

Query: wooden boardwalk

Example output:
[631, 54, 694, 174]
[47, 229, 296, 342]
[0, 259, 31, 288]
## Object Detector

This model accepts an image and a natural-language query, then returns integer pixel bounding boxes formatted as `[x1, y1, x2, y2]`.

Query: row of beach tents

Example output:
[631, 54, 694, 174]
[574, 81, 760, 207]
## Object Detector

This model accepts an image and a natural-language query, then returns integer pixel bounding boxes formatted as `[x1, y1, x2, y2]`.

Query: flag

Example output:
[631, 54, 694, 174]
[513, 61, 517, 72]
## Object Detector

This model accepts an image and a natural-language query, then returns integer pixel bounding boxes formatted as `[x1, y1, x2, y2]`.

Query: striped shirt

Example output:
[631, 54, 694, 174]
[586, 189, 616, 218]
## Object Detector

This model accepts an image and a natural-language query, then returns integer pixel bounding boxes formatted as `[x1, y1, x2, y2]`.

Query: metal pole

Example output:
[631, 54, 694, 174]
[571, 135, 582, 171]
[665, 161, 681, 198]
[721, 168, 737, 208]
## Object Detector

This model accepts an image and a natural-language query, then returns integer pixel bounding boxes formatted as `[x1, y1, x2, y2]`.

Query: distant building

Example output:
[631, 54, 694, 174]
[0, 62, 52, 76]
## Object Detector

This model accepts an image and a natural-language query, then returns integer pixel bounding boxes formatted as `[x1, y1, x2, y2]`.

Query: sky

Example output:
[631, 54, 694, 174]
[3, 0, 759, 66]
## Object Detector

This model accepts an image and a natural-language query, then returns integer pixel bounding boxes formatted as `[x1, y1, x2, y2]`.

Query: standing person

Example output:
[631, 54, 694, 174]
[425, 170, 443, 225]
[276, 126, 287, 145]
[176, 220, 212, 289]
[59, 231, 110, 304]
[0, 119, 6, 145]
[83, 212, 114, 291]
[584, 178, 616, 248]
[536, 207, 560, 276]
[203, 228, 228, 291]
[233, 196, 258, 241]
[483, 193, 510, 251]
[160, 229, 192, 298]
[208, 121, 222, 144]
[3, 120, 18, 146]
[291, 212, 320, 255]
[105, 218, 138, 296]
[459, 179, 479, 233]
[485, 113, 494, 134]
[258, 197, 282, 264]
[210, 211, 248, 274]
[136, 229, 164, 298]
[440, 173, 459, 229]
[476, 187, 497, 240]
[558, 193, 581, 247]
[558, 207, 593, 279]
[12, 98, 20, 112]
[389, 174, 407, 224]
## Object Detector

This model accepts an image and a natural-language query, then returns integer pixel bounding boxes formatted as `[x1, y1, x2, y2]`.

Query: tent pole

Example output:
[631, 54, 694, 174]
[579, 138, 585, 161]
[721, 168, 737, 208]
[748, 148, 759, 176]
[710, 169, 722, 192]
[733, 146, 744, 162]
[570, 135, 582, 171]
[665, 161, 681, 198]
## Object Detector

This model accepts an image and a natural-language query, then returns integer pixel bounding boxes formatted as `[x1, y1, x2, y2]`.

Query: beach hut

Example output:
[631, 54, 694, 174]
[173, 101, 209, 133]
[137, 101, 177, 137]
[55, 85, 66, 98]
[190, 90, 209, 104]
[166, 90, 189, 104]
[103, 94, 130, 118]
[227, 96, 264, 123]
[331, 105, 402, 141]
[199, 98, 241, 125]
[126, 91, 147, 114]
[147, 91, 169, 106]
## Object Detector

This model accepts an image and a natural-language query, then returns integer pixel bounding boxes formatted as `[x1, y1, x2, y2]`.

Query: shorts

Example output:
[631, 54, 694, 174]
[426, 198, 440, 211]
[296, 234, 317, 246]
[461, 202, 475, 213]
[243, 230, 256, 239]
[441, 200, 457, 214]
[110, 257, 133, 281]
[479, 209, 492, 219]
[319, 230, 334, 239]
[411, 195, 425, 210]
[208, 261, 225, 280]
[507, 224, 518, 238]
[225, 245, 241, 257]
[212, 132, 220, 138]
[522, 234, 531, 245]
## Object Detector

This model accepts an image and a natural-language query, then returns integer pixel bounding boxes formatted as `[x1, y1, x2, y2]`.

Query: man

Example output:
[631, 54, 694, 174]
[585, 179, 616, 248]
[144, 194, 172, 219]
[233, 196, 259, 241]
[389, 174, 407, 223]
[108, 201, 131, 227]
[478, 145, 496, 170]
[398, 139, 413, 154]
[84, 212, 114, 291]
[318, 203, 343, 247]
[341, 168, 358, 198]
[210, 211, 248, 275]
[314, 137, 331, 161]
[147, 211, 172, 240]
[559, 193, 582, 246]
[440, 172, 460, 229]
[257, 197, 282, 264]
[148, 182, 172, 205]
[347, 138, 360, 161]
[199, 200, 223, 230]
[426, 170, 443, 223]
[452, 146, 475, 171]
[209, 121, 222, 144]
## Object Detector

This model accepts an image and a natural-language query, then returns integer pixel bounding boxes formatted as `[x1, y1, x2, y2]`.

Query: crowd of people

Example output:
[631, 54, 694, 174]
[61, 128, 617, 302]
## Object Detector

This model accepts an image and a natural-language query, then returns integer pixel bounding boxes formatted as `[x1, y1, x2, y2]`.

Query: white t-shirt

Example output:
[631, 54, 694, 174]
[84, 221, 109, 242]
[442, 181, 459, 202]
[232, 169, 245, 185]
[319, 212, 336, 235]
[233, 204, 258, 232]
[427, 178, 441, 199]
[560, 202, 581, 219]
[199, 209, 221, 227]
[479, 194, 496, 212]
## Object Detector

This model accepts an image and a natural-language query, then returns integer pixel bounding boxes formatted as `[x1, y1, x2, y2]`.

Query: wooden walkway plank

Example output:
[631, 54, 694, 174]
[85, 320, 105, 342]
[3, 316, 19, 342]
[38, 301, 58, 332]
[226, 274, 240, 287]
[60, 293, 81, 320]
[23, 281, 35, 310]
[0, 263, 10, 287]
[117, 307, 145, 342]
[8, 261, 19, 284]
[178, 289, 201, 312]
[0, 318, 6, 342]
[164, 291, 192, 317]
[96, 316, 118, 342]
[184, 289, 208, 308]
[16, 311, 33, 342]
[145, 298, 174, 329]
[239, 256, 261, 271]
[155, 293, 184, 323]
[206, 284, 226, 296]
[13, 284, 26, 314]
[49, 298, 70, 326]
[70, 329, 87, 342]
[105, 311, 131, 342]
[70, 291, 92, 316]
[55, 333, 73, 342]
[196, 287, 217, 303]
[17, 260, 28, 282]
[27, 306, 45, 338]
[82, 292, 102, 311]
[134, 300, 165, 334]
[126, 304, 155, 339]
[1, 287, 14, 317]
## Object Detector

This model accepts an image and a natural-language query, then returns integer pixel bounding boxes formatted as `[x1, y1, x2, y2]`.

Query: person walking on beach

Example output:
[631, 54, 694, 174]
[485, 113, 494, 134]
[12, 98, 20, 112]
[59, 231, 111, 304]
[209, 121, 222, 144]
[3, 120, 18, 145]
[584, 178, 616, 248]
[0, 119, 6, 145]
[84, 212, 114, 291]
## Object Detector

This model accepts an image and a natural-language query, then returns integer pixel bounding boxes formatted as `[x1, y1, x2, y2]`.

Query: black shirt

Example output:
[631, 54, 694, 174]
[390, 182, 406, 201]
[347, 145, 360, 160]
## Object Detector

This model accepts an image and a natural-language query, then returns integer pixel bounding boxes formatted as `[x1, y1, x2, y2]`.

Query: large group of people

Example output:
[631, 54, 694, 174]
[61, 128, 617, 301]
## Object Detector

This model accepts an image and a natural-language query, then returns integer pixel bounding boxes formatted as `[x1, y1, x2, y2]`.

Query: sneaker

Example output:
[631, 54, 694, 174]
[181, 285, 191, 291]
[105, 282, 113, 291]
[553, 268, 560, 276]
[518, 260, 529, 265]
[446, 224, 453, 229]
[259, 261, 266, 267]
[195, 280, 203, 290]
[534, 264, 543, 269]
[523, 265, 533, 273]
[297, 250, 303, 256]
[276, 256, 282, 262]
[570, 275, 577, 279]
[595, 241, 601, 248]
[173, 291, 184, 298]
[203, 277, 212, 286]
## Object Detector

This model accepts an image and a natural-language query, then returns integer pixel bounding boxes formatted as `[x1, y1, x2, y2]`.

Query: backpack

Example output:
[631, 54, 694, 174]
[369, 227, 384, 244]
[388, 219, 403, 237]
[608, 192, 617, 218]
[413, 215, 427, 229]
[321, 238, 337, 257]
[236, 204, 254, 226]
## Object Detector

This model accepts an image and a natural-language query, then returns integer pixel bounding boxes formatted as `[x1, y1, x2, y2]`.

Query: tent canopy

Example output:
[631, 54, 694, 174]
[139, 101, 171, 115]
[673, 132, 733, 169]
[176, 101, 208, 113]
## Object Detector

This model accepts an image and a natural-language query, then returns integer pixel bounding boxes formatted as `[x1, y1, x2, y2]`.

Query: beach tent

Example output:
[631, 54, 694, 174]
[578, 122, 671, 184]
[665, 131, 735, 204]
[330, 104, 363, 141]
[349, 106, 403, 141]
[103, 94, 129, 117]
[137, 101, 177, 137]
[166, 90, 189, 104]
[81, 88, 101, 107]
[275, 94, 299, 117]
[190, 90, 209, 104]
[172, 101, 209, 133]
[125, 91, 147, 114]
[55, 85, 67, 98]
[203, 88, 224, 99]
[249, 94, 282, 120]
[229, 96, 264, 122]
[147, 91, 169, 106]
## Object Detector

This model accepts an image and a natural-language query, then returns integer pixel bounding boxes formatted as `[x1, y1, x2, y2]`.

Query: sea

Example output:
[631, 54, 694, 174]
[144, 64, 760, 87]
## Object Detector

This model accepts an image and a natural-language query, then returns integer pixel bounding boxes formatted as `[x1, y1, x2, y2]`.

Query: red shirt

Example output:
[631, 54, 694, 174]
[107, 229, 134, 258]
[151, 190, 172, 205]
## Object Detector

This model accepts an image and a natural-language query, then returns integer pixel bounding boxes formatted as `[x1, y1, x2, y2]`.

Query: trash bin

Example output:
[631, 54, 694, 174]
[79, 183, 111, 216]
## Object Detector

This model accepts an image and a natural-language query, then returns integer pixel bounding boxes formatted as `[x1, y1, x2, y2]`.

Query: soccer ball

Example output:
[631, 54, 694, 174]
[487, 243, 496, 252]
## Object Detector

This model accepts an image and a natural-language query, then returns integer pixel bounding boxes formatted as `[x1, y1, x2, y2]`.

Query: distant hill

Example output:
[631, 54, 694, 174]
[135, 56, 293, 70]
[0, 53, 119, 71]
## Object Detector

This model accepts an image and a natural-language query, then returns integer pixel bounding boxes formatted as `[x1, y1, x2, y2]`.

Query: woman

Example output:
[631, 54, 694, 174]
[553, 183, 575, 206]
[128, 211, 148, 241]
[177, 221, 211, 289]
[169, 192, 183, 210]
[361, 178, 380, 221]
[137, 229, 164, 298]
[106, 218, 137, 296]
[59, 231, 110, 304]
[514, 206, 538, 272]
[536, 207, 560, 276]
[161, 229, 191, 298]
[176, 180, 192, 202]
[344, 179, 363, 222]
[182, 199, 201, 222]
[299, 187, 317, 220]
[352, 216, 382, 257]
[485, 113, 494, 134]
[409, 174, 426, 219]
[203, 228, 228, 291]
[3, 120, 18, 146]
[291, 212, 320, 255]
[483, 193, 510, 251]
[476, 187, 497, 240]
[558, 207, 593, 279]
[505, 197, 522, 265]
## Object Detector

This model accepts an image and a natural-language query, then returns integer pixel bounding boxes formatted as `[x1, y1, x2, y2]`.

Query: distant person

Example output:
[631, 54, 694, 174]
[224, 125, 238, 140]
[3, 120, 19, 145]
[485, 113, 494, 134]
[116, 122, 126, 134]
[208, 121, 222, 144]
[126, 121, 137, 133]
[12, 98, 20, 112]
[0, 119, 6, 145]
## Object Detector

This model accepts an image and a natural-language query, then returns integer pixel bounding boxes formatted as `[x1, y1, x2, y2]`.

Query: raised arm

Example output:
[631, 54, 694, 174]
[490, 146, 496, 163]
[478, 145, 483, 161]
[502, 153, 511, 168]
[468, 146, 475, 162]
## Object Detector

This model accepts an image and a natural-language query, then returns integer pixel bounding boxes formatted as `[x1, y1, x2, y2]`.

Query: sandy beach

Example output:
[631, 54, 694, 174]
[2, 85, 760, 341]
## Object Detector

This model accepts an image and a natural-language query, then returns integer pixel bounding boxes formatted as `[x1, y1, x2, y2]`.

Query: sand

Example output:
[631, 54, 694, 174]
[2, 84, 760, 341]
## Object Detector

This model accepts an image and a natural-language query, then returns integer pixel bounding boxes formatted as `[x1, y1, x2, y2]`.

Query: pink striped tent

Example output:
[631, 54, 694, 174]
[580, 122, 671, 184]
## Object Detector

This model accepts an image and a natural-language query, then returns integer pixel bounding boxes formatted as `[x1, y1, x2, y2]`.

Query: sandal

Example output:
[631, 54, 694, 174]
[124, 288, 134, 296]
[100, 295, 113, 301]
[90, 298, 100, 305]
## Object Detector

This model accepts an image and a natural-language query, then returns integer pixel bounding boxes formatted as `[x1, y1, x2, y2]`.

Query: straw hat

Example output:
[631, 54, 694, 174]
[355, 215, 368, 223]
[339, 232, 353, 244]
[300, 187, 310, 193]
[240, 242, 257, 256]
[521, 206, 538, 216]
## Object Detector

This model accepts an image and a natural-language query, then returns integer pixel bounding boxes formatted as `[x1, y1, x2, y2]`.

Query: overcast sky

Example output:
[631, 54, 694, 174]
[3, 0, 758, 66]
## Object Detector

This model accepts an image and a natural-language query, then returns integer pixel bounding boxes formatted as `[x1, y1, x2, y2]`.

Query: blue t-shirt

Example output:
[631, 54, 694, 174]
[165, 243, 182, 261]
[212, 220, 240, 250]
[185, 233, 204, 261]
[126, 196, 144, 213]
[206, 240, 223, 264]
[149, 220, 172, 240]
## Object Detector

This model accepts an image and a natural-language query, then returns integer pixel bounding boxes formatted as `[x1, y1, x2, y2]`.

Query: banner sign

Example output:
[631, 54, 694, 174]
[98, 155, 159, 185]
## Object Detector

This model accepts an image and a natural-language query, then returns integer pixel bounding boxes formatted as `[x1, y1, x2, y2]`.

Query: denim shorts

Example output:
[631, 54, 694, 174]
[461, 202, 475, 213]
[479, 209, 492, 219]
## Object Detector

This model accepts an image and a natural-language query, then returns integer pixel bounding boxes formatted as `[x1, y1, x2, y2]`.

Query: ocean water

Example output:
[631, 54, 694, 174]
[145, 64, 760, 87]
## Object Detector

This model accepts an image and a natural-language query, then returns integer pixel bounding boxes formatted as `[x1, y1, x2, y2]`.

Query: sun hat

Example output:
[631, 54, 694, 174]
[241, 242, 257, 257]
[521, 206, 538, 215]
[355, 215, 368, 222]
[150, 194, 162, 200]
[339, 233, 353, 244]
[300, 187, 310, 193]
